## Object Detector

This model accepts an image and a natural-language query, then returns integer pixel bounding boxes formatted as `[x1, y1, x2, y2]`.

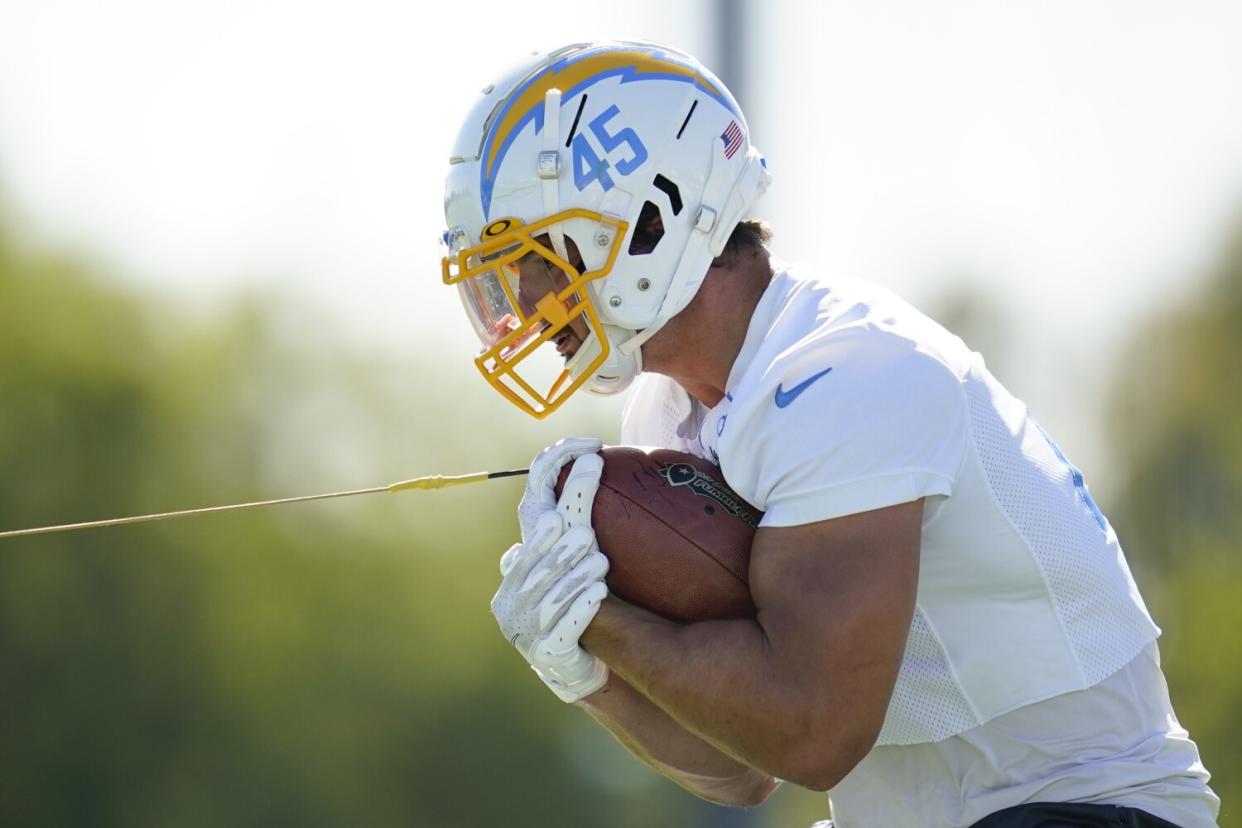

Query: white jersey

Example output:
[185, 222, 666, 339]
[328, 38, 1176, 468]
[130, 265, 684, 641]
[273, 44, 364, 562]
[620, 264, 1218, 827]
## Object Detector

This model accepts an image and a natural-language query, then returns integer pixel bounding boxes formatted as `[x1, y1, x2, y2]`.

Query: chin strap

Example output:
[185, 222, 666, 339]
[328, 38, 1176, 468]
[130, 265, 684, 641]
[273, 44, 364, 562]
[566, 324, 643, 397]
[616, 323, 660, 359]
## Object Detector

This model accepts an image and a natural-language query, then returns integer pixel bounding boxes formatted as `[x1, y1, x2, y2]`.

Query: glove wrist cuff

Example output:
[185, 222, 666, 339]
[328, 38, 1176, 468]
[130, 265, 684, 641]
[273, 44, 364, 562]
[534, 659, 609, 704]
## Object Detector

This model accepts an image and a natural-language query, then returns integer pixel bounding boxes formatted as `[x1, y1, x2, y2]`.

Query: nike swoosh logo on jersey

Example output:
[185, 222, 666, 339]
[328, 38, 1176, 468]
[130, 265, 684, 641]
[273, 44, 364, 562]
[774, 367, 833, 408]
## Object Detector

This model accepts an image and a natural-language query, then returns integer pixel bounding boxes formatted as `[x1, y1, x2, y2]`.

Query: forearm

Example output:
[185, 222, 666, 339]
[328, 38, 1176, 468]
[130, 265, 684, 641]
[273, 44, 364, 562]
[582, 597, 866, 789]
[579, 671, 778, 806]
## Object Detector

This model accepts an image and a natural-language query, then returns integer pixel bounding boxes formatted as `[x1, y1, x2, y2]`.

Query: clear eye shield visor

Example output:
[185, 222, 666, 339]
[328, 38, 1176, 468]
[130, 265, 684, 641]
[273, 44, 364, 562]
[441, 210, 628, 419]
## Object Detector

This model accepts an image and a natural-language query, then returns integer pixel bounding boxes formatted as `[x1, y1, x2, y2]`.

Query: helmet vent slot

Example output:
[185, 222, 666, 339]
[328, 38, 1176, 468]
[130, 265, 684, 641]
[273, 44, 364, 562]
[565, 94, 589, 147]
[676, 99, 698, 140]
[653, 175, 683, 216]
[628, 200, 665, 256]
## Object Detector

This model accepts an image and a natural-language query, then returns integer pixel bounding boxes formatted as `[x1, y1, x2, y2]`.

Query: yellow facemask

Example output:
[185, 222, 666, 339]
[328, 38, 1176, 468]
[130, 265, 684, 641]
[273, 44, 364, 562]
[441, 210, 629, 419]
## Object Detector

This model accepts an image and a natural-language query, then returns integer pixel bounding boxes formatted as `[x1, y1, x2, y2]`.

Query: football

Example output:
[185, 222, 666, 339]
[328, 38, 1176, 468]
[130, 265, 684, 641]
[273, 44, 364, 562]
[555, 446, 762, 622]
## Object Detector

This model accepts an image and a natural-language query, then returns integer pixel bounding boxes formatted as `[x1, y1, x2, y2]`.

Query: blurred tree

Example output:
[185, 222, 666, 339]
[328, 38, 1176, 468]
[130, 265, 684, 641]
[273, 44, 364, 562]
[0, 219, 699, 827]
[1109, 216, 1242, 823]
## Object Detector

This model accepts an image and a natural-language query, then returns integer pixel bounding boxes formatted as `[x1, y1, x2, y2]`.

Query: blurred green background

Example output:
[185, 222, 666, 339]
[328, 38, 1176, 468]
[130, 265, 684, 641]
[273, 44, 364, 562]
[1, 204, 1239, 826]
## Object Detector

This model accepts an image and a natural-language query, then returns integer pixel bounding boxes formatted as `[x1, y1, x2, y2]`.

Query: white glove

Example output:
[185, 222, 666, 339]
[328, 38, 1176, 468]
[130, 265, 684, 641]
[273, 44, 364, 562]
[493, 524, 609, 702]
[493, 441, 610, 703]
[518, 437, 603, 539]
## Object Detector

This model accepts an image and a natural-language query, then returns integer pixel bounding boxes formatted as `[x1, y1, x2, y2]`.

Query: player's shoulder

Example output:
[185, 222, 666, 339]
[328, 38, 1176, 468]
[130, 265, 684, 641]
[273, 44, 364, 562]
[733, 340, 967, 452]
[714, 316, 972, 524]
[753, 263, 973, 389]
[714, 271, 972, 470]
[744, 310, 966, 410]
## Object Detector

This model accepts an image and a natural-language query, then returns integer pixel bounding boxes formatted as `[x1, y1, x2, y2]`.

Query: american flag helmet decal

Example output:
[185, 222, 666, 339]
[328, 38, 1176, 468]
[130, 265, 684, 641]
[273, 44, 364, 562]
[720, 120, 744, 159]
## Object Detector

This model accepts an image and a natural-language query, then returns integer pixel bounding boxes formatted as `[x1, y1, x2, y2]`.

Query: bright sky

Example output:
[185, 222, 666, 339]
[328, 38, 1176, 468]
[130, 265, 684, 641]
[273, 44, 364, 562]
[3, 0, 1242, 481]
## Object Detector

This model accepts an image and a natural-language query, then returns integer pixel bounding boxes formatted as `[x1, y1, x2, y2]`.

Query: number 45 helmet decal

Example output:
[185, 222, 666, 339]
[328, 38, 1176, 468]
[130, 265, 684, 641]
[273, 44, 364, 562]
[441, 41, 771, 418]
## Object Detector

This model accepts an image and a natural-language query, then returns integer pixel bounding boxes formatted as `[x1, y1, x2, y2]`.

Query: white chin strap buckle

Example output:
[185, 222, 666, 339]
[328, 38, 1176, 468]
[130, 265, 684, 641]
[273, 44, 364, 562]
[567, 327, 643, 397]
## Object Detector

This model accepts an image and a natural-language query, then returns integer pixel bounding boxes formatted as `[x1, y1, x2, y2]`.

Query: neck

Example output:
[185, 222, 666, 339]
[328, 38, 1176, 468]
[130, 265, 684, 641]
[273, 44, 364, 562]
[642, 249, 773, 408]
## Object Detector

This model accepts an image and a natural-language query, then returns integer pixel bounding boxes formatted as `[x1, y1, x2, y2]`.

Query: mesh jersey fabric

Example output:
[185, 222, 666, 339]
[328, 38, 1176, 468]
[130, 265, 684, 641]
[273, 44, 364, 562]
[829, 642, 1217, 827]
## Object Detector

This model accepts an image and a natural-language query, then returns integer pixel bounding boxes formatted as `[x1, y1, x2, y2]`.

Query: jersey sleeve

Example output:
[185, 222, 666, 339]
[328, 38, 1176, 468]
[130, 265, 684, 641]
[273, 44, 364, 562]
[727, 336, 969, 527]
[620, 373, 708, 455]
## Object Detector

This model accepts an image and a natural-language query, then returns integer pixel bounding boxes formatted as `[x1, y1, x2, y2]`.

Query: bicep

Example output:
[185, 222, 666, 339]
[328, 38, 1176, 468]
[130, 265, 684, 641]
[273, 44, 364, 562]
[749, 500, 923, 746]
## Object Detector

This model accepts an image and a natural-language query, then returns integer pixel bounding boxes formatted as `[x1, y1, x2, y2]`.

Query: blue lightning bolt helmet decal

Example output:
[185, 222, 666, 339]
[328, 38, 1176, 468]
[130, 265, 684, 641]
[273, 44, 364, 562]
[478, 45, 742, 218]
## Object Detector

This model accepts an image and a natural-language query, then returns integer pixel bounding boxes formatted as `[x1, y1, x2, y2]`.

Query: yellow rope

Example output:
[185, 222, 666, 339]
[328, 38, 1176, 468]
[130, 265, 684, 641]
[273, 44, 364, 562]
[387, 471, 491, 493]
[0, 469, 526, 539]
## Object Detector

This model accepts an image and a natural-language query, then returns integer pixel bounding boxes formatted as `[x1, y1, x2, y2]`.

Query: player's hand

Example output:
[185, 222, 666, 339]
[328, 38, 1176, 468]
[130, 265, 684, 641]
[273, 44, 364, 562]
[492, 523, 609, 702]
[492, 524, 609, 702]
[493, 442, 609, 703]
[518, 437, 603, 540]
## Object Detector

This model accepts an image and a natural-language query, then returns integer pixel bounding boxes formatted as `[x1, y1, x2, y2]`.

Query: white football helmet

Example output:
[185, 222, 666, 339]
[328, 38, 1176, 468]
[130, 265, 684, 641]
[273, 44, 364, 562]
[441, 40, 770, 419]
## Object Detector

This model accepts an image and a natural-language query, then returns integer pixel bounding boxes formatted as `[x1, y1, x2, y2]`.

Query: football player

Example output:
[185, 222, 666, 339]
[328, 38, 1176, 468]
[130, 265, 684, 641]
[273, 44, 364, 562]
[439, 41, 1219, 827]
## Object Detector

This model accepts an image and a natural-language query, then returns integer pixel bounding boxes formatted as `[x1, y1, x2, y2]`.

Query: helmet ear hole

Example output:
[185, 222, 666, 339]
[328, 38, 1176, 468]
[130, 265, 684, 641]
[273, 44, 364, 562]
[653, 174, 683, 216]
[628, 200, 665, 256]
